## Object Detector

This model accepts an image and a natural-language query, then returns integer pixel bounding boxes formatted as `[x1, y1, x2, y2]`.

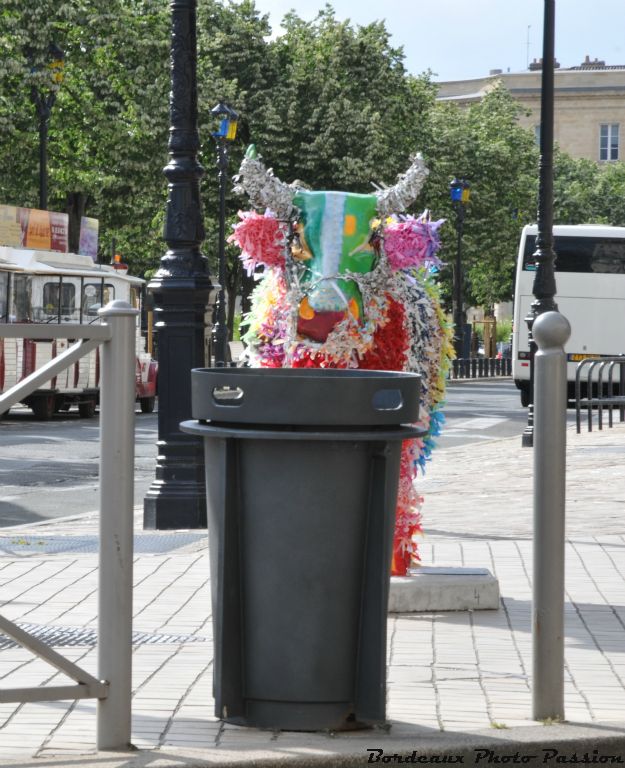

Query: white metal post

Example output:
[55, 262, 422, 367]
[96, 300, 138, 750]
[532, 310, 571, 721]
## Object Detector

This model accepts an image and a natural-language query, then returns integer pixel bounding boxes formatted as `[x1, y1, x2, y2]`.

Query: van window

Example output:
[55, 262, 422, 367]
[43, 282, 76, 316]
[10, 274, 31, 322]
[83, 283, 115, 316]
[0, 272, 8, 321]
[523, 235, 625, 274]
[130, 286, 140, 310]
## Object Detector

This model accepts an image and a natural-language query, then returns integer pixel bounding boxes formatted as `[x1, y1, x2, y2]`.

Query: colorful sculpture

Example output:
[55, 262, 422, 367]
[229, 145, 454, 574]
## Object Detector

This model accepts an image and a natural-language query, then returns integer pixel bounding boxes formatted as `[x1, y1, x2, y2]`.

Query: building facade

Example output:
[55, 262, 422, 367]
[436, 57, 625, 162]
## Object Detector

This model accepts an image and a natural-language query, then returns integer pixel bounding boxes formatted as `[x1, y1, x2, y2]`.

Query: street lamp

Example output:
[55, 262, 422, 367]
[29, 43, 65, 210]
[143, 0, 213, 530]
[521, 0, 558, 449]
[449, 177, 470, 359]
[210, 101, 238, 367]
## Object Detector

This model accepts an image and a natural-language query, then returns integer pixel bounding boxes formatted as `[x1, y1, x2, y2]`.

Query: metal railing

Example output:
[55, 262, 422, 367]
[0, 300, 137, 750]
[451, 357, 512, 379]
[575, 356, 625, 433]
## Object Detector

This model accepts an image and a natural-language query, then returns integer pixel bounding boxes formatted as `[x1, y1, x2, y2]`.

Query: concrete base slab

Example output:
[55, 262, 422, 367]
[389, 566, 500, 612]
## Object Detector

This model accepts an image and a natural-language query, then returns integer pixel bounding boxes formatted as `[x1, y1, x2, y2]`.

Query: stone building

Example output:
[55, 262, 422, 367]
[436, 56, 625, 162]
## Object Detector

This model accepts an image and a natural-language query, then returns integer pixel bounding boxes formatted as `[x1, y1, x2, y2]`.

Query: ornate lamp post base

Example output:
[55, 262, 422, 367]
[143, 278, 212, 530]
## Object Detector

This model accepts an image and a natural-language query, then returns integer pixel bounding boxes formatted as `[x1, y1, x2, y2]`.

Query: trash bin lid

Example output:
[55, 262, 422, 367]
[190, 367, 421, 426]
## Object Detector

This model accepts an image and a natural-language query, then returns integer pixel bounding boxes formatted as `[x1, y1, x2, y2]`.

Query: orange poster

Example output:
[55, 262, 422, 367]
[24, 208, 52, 250]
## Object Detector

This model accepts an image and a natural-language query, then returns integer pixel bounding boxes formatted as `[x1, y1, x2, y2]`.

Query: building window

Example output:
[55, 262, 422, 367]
[600, 123, 619, 161]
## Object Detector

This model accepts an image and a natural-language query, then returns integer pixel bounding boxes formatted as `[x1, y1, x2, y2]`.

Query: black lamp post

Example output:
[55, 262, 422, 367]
[522, 0, 558, 448]
[449, 178, 470, 359]
[143, 0, 213, 530]
[30, 43, 64, 210]
[210, 102, 238, 367]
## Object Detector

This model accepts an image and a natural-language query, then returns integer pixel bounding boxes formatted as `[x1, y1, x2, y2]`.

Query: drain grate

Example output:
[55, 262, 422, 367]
[0, 623, 210, 650]
[0, 532, 207, 556]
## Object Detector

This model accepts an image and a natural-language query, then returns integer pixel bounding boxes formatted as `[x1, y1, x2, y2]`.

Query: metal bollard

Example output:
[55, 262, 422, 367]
[531, 310, 570, 721]
[621, 361, 625, 423]
[96, 301, 139, 750]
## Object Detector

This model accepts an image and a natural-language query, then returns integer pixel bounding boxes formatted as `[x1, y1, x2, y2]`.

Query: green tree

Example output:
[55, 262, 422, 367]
[553, 151, 625, 226]
[421, 86, 539, 310]
[0, 0, 170, 270]
[553, 151, 603, 224]
[261, 5, 436, 190]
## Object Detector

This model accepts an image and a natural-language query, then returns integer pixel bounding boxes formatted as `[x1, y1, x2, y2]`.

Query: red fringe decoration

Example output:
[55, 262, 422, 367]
[358, 296, 409, 371]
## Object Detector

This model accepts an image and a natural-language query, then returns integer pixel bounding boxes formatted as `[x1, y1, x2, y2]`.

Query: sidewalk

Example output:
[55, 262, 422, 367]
[0, 421, 624, 765]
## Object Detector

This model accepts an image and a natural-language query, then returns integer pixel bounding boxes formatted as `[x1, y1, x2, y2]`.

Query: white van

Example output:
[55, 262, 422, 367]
[512, 224, 625, 405]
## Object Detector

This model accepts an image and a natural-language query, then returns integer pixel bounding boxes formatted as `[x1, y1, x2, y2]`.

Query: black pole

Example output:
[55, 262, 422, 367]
[28, 44, 63, 211]
[31, 88, 55, 211]
[143, 0, 213, 529]
[38, 114, 48, 210]
[453, 201, 465, 359]
[212, 139, 229, 366]
[522, 0, 558, 448]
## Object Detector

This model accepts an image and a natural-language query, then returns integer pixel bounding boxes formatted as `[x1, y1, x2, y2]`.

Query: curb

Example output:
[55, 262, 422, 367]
[2, 723, 623, 767]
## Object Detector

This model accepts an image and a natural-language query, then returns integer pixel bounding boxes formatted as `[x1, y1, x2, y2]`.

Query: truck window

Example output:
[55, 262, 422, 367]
[82, 283, 115, 316]
[0, 272, 7, 321]
[43, 282, 76, 317]
[130, 286, 140, 310]
[10, 274, 31, 322]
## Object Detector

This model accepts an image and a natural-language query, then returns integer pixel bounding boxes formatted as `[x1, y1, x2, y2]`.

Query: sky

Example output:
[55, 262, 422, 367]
[251, 0, 625, 82]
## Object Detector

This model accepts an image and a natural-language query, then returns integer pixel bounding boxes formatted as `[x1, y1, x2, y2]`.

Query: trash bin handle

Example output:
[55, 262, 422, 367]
[212, 385, 244, 406]
[371, 388, 404, 412]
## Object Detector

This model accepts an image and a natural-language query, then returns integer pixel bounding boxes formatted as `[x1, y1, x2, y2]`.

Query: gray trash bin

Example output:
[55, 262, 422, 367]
[181, 368, 424, 731]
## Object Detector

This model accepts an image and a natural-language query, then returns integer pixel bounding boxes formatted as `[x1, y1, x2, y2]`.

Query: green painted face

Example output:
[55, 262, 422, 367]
[292, 190, 379, 342]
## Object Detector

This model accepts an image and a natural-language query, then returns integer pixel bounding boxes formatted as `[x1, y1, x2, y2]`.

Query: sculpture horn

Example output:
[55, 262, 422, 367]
[233, 144, 297, 220]
[375, 153, 429, 217]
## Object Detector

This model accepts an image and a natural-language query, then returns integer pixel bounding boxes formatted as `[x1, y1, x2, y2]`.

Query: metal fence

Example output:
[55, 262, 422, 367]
[451, 357, 512, 379]
[575, 356, 625, 433]
[0, 300, 137, 750]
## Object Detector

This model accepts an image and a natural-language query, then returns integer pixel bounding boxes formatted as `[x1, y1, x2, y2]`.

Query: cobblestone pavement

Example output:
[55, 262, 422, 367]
[0, 423, 624, 762]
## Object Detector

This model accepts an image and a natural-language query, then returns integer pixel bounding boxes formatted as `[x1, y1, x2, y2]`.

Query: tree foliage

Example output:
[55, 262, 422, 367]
[0, 1, 171, 260]
[420, 87, 539, 309]
[2, 0, 625, 316]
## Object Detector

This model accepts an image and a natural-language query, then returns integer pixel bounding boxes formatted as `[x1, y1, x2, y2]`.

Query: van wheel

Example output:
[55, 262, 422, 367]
[31, 395, 55, 420]
[78, 398, 97, 418]
[140, 396, 155, 414]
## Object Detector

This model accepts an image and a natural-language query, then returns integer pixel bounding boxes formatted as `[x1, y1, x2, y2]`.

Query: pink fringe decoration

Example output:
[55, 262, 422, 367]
[383, 216, 444, 271]
[228, 211, 287, 274]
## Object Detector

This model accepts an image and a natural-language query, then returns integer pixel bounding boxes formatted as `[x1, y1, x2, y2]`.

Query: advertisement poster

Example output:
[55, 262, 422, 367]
[0, 204, 68, 252]
[0, 205, 22, 247]
[78, 216, 99, 261]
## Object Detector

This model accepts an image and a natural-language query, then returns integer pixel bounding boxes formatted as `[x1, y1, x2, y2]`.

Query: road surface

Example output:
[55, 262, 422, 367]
[0, 380, 573, 526]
